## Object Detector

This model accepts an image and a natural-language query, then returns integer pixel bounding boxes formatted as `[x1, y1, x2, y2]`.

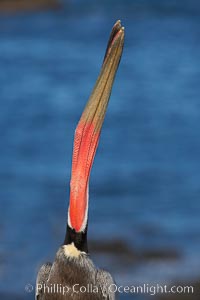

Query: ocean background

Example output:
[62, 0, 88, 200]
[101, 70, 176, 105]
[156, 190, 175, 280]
[0, 0, 200, 299]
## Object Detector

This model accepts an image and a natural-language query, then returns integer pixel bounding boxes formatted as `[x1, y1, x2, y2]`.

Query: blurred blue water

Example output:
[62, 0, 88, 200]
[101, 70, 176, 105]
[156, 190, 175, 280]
[0, 1, 200, 299]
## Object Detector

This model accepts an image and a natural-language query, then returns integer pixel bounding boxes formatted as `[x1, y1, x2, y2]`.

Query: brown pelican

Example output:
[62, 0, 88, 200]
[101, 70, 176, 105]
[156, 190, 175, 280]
[36, 20, 124, 300]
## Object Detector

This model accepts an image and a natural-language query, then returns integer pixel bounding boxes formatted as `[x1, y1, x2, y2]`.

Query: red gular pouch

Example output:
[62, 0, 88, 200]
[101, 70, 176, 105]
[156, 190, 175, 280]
[68, 20, 125, 233]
